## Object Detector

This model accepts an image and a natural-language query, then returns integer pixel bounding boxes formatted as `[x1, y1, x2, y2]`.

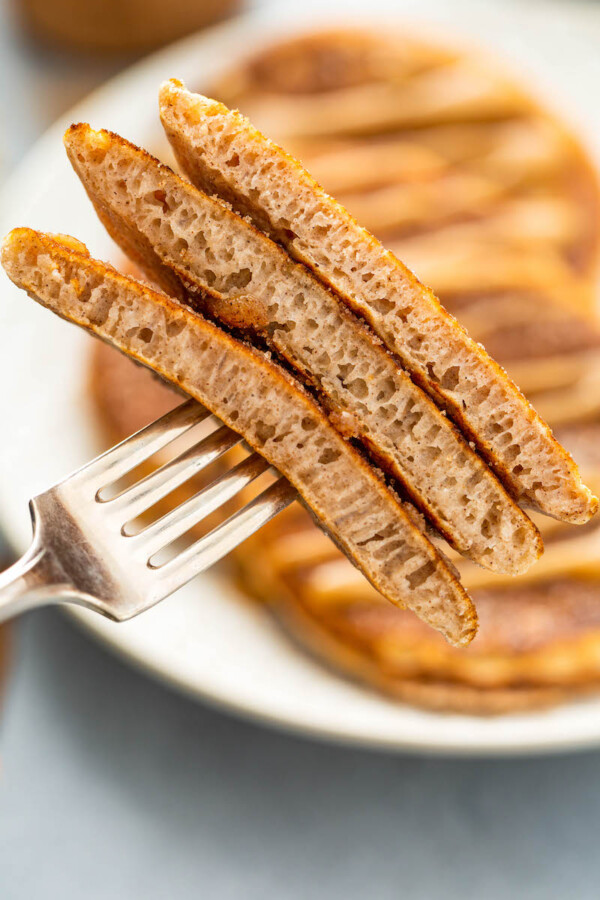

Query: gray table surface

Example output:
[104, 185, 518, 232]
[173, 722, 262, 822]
[3, 1, 600, 897]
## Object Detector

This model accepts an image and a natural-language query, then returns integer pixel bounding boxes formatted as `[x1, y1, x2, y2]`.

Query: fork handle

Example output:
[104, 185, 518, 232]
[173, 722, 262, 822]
[0, 536, 62, 622]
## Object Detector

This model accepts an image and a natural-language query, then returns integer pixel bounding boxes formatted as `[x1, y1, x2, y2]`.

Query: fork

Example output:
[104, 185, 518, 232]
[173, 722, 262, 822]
[0, 399, 297, 623]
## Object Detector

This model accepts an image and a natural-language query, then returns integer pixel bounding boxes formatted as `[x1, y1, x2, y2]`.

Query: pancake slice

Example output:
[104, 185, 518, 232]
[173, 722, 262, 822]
[159, 80, 597, 525]
[63, 123, 542, 575]
[1, 227, 477, 646]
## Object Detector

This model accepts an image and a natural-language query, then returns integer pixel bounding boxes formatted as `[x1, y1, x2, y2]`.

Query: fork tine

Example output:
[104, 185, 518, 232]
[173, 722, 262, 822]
[153, 477, 297, 597]
[133, 452, 272, 557]
[107, 423, 243, 521]
[75, 399, 210, 490]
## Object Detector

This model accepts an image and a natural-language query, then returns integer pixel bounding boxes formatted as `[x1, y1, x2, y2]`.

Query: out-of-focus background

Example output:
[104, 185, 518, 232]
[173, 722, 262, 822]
[5, 0, 600, 896]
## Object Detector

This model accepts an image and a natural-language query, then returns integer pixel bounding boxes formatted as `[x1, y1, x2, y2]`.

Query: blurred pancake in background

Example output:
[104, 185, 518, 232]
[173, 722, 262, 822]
[89, 26, 600, 713]
[214, 29, 600, 282]
[90, 336, 180, 443]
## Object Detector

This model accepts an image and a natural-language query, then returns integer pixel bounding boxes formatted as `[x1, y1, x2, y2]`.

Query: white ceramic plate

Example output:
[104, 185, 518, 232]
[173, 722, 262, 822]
[3, 0, 600, 755]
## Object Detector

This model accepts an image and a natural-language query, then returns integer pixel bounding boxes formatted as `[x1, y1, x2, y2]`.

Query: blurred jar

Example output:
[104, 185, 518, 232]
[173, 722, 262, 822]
[15, 0, 242, 54]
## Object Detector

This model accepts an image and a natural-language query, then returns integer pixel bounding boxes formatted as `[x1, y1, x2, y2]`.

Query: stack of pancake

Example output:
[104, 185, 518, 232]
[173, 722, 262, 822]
[89, 28, 600, 712]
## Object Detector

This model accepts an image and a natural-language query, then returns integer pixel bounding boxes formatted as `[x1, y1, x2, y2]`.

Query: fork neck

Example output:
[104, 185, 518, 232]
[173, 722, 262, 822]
[0, 534, 61, 623]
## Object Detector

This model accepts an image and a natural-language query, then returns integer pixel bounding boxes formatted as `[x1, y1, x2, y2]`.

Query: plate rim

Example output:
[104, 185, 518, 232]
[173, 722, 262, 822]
[64, 606, 600, 758]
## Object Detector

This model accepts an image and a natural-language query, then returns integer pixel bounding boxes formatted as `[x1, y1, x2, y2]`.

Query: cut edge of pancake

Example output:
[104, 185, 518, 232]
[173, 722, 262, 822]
[1, 227, 478, 646]
[63, 122, 544, 576]
[158, 79, 598, 525]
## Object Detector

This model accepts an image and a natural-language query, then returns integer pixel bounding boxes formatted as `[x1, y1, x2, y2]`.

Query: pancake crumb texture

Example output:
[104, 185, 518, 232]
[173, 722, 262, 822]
[2, 227, 477, 646]
[159, 80, 597, 525]
[65, 123, 541, 575]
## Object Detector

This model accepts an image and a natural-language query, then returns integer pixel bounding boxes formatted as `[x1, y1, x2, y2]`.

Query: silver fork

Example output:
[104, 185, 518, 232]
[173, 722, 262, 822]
[0, 399, 296, 623]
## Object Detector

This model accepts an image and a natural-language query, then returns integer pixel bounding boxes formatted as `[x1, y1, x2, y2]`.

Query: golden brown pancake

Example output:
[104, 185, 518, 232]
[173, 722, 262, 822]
[270, 590, 600, 715]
